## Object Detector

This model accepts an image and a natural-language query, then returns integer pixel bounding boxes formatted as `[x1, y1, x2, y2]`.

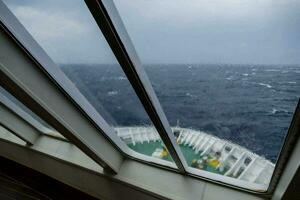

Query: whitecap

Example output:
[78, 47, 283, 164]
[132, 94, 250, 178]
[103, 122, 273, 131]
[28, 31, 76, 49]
[107, 91, 118, 96]
[271, 108, 277, 114]
[272, 108, 289, 115]
[242, 73, 249, 76]
[265, 69, 280, 72]
[288, 81, 296, 84]
[117, 76, 126, 80]
[185, 93, 196, 97]
[259, 83, 272, 88]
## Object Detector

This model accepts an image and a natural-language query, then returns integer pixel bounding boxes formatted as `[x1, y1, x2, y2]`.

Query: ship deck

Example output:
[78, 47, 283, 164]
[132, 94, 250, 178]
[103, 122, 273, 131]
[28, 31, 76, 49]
[116, 126, 275, 186]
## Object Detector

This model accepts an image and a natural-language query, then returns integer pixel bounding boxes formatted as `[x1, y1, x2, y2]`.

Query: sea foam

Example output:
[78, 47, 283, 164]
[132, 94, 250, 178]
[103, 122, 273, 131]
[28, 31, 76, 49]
[259, 83, 272, 88]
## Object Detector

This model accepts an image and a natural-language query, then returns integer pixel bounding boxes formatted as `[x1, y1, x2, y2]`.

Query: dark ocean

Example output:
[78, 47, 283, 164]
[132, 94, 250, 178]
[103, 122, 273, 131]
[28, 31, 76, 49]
[61, 64, 300, 163]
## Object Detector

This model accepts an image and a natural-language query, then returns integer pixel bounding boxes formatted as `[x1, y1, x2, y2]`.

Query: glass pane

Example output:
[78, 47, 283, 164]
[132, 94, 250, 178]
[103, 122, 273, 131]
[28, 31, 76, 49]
[113, 0, 300, 190]
[3, 0, 174, 165]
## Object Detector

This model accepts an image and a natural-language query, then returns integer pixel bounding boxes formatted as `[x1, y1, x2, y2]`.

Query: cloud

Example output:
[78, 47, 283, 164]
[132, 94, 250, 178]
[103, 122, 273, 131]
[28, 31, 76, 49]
[3, 0, 300, 64]
[4, 0, 117, 64]
[12, 6, 86, 42]
[114, 0, 300, 64]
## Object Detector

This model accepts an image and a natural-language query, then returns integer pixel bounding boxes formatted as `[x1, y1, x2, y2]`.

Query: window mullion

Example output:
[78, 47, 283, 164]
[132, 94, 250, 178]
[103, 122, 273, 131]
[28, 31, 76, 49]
[85, 0, 188, 173]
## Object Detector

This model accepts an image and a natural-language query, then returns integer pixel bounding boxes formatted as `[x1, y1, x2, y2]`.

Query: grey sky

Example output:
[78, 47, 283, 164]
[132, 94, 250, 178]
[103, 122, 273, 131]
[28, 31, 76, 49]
[4, 0, 300, 65]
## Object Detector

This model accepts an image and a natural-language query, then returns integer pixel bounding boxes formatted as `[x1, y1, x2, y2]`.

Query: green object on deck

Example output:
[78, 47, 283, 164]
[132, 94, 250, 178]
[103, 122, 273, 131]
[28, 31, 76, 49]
[127, 141, 225, 175]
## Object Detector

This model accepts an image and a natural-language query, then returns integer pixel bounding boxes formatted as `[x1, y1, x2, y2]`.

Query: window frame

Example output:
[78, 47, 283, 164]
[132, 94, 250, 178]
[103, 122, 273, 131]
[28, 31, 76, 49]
[86, 0, 300, 194]
[0, 0, 177, 173]
[0, 0, 299, 196]
[0, 1, 123, 173]
[85, 0, 188, 173]
[0, 91, 40, 145]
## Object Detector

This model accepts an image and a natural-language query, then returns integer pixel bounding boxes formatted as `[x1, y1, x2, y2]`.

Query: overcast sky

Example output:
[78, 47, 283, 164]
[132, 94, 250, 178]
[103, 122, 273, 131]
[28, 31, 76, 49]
[3, 0, 300, 65]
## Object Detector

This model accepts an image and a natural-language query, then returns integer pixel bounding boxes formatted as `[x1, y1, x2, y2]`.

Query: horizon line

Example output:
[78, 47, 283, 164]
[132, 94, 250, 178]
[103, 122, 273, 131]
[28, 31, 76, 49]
[58, 62, 300, 66]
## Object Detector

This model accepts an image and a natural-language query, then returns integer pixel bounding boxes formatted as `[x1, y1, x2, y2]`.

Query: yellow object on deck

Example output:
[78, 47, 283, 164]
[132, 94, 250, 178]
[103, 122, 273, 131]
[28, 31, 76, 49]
[208, 159, 220, 168]
[161, 149, 169, 157]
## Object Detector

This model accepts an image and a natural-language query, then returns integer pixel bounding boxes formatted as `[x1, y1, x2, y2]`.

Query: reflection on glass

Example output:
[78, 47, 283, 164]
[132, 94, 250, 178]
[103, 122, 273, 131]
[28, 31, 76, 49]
[113, 0, 300, 189]
[3, 0, 173, 164]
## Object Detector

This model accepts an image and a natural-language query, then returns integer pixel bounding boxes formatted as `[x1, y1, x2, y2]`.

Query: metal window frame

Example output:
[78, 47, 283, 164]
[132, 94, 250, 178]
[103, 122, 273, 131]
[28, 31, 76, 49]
[0, 0, 299, 196]
[0, 130, 264, 200]
[84, 0, 300, 195]
[85, 0, 188, 173]
[0, 88, 68, 142]
[0, 98, 298, 199]
[269, 101, 300, 196]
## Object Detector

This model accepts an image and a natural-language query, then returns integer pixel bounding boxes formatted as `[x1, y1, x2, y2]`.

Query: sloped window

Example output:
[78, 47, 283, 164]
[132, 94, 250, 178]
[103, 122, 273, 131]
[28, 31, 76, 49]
[113, 0, 300, 190]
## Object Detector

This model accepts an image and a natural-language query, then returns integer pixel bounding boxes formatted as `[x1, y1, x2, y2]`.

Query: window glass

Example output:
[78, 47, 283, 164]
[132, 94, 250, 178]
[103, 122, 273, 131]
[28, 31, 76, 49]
[3, 0, 174, 166]
[113, 0, 300, 189]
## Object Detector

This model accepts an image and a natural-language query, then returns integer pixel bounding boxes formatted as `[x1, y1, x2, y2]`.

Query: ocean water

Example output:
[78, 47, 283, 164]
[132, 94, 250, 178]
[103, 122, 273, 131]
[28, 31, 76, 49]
[62, 64, 300, 163]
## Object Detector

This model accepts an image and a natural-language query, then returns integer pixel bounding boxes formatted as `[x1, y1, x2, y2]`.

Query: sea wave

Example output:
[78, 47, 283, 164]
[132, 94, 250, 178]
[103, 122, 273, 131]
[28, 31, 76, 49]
[225, 76, 234, 80]
[265, 69, 280, 72]
[259, 83, 272, 88]
[117, 76, 127, 80]
[107, 90, 118, 96]
[185, 92, 196, 97]
[271, 108, 290, 115]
